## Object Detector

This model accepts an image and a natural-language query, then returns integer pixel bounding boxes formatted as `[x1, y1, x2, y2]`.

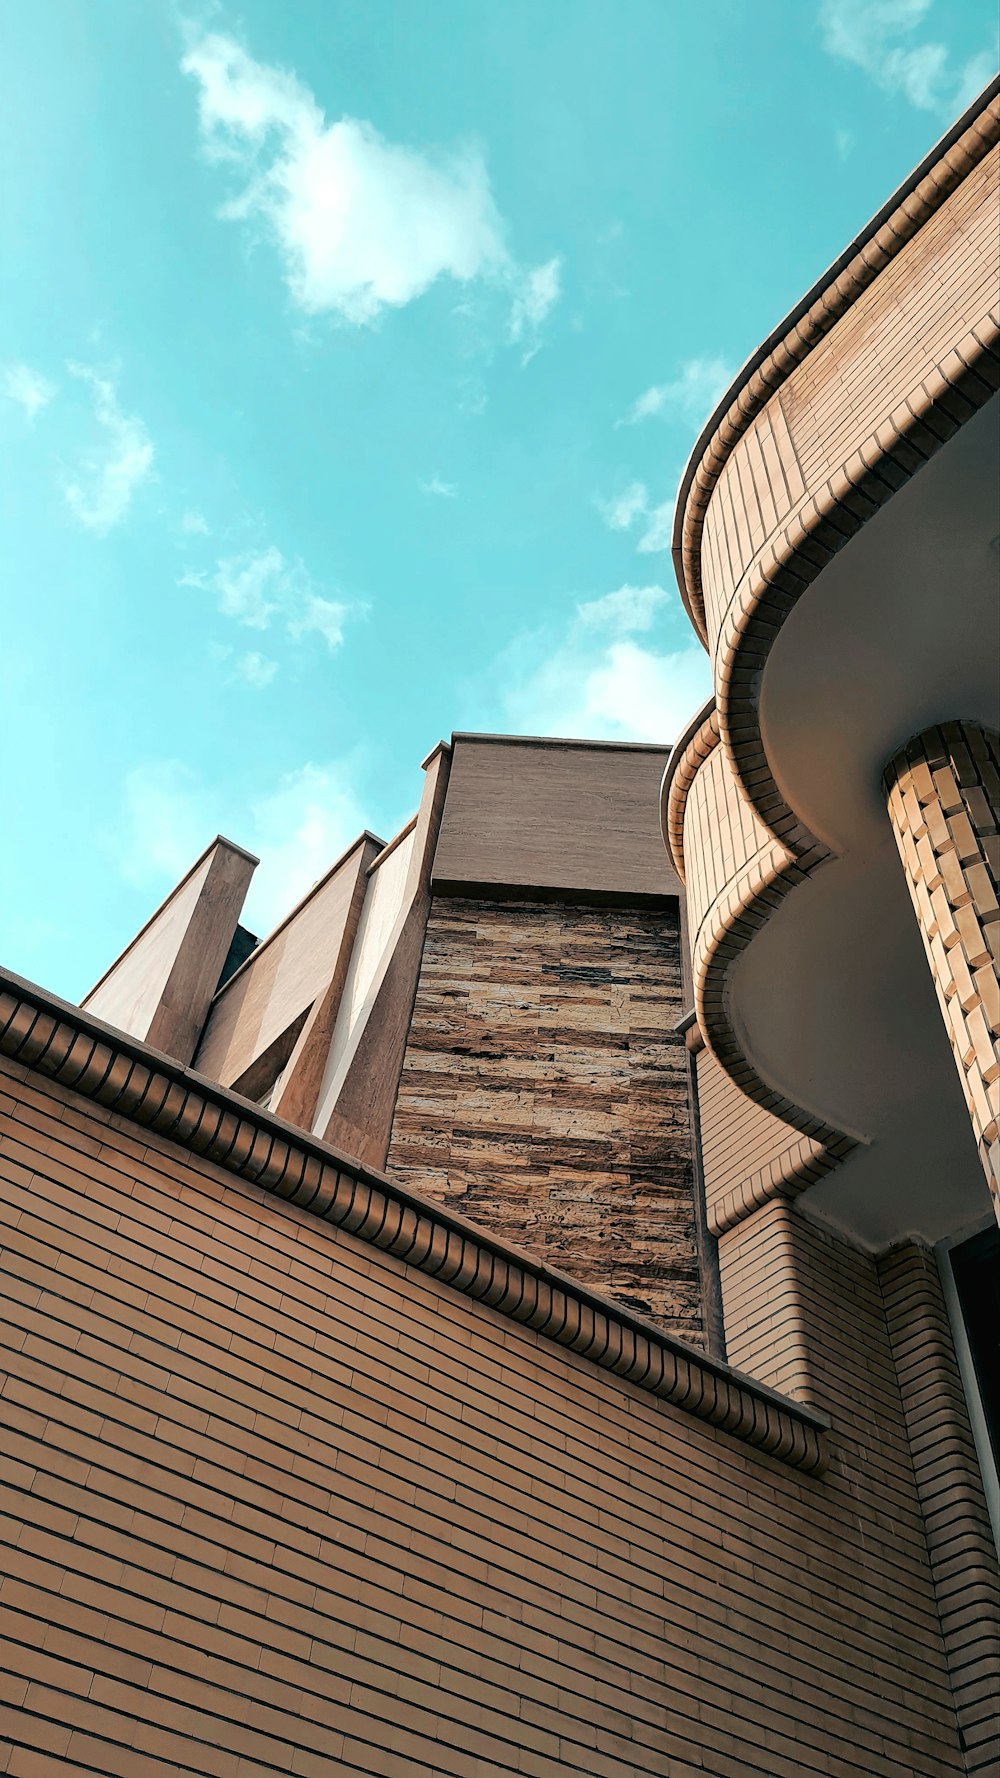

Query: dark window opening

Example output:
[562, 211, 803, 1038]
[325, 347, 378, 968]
[950, 1223, 1000, 1471]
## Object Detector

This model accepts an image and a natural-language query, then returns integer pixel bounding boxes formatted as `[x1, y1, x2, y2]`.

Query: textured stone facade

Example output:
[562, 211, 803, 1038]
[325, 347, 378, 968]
[387, 896, 702, 1341]
[884, 721, 1000, 1195]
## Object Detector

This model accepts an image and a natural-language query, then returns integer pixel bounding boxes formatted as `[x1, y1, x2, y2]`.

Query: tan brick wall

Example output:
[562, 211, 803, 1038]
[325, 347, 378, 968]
[0, 1054, 971, 1776]
[696, 1046, 826, 1234]
[879, 1241, 1000, 1775]
[884, 721, 1000, 1196]
[387, 896, 702, 1341]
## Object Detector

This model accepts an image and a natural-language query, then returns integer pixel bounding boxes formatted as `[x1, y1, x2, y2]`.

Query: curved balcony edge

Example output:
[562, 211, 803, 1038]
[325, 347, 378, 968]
[661, 712, 858, 1224]
[670, 79, 1000, 648]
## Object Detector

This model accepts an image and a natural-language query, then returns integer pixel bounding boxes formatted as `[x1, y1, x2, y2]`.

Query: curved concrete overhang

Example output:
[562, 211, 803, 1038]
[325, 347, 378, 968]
[665, 81, 1000, 1243]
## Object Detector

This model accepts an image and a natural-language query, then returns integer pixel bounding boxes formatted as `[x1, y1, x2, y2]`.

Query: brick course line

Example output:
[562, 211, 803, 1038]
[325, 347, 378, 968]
[0, 1064, 972, 1777]
[0, 968, 826, 1473]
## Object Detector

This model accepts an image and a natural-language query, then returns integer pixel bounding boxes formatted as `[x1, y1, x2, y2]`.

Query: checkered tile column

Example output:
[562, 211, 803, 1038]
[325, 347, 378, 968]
[884, 723, 1000, 1204]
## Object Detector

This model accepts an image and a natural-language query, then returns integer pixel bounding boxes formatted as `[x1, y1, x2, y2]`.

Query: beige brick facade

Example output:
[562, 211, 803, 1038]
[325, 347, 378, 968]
[0, 1052, 980, 1778]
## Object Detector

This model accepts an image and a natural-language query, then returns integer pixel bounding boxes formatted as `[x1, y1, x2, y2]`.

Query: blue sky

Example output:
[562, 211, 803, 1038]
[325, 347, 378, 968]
[1, 0, 995, 1000]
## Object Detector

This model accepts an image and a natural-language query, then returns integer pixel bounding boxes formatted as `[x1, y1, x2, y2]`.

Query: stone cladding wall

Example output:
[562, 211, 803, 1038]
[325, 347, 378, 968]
[884, 721, 1000, 1196]
[386, 895, 702, 1342]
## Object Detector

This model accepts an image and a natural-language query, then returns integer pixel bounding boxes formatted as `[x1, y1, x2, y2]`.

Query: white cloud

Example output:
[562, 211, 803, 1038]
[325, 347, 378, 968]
[3, 362, 57, 421]
[234, 650, 278, 688]
[118, 756, 368, 935]
[64, 365, 154, 534]
[183, 546, 284, 628]
[420, 475, 458, 498]
[287, 592, 353, 651]
[180, 509, 209, 535]
[509, 256, 562, 363]
[619, 356, 732, 428]
[247, 761, 368, 928]
[595, 481, 675, 554]
[485, 583, 710, 744]
[596, 481, 648, 531]
[576, 584, 667, 633]
[636, 500, 673, 554]
[181, 31, 559, 349]
[183, 546, 363, 650]
[819, 0, 995, 112]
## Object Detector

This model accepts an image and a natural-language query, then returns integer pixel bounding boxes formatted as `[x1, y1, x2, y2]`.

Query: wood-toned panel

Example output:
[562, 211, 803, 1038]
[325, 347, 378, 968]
[432, 736, 681, 900]
[0, 1056, 967, 1777]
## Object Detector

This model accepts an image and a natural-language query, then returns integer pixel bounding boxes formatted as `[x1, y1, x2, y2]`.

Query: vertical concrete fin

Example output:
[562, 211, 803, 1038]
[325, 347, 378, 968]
[81, 837, 258, 1066]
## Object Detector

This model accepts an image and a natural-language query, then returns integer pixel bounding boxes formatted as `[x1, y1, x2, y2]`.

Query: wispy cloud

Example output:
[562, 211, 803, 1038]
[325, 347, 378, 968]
[420, 475, 458, 499]
[636, 501, 672, 554]
[181, 31, 561, 352]
[596, 481, 648, 532]
[185, 546, 284, 628]
[482, 582, 710, 744]
[287, 591, 353, 650]
[618, 356, 732, 428]
[508, 256, 562, 364]
[234, 650, 278, 689]
[2, 362, 57, 422]
[64, 365, 154, 535]
[117, 755, 368, 934]
[208, 641, 280, 688]
[819, 0, 996, 112]
[180, 509, 209, 535]
[183, 545, 364, 652]
[595, 480, 675, 554]
[576, 583, 668, 633]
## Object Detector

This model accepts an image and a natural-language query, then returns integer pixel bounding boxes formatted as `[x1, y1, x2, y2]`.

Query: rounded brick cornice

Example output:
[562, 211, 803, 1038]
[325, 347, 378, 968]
[660, 695, 718, 883]
[662, 704, 857, 1220]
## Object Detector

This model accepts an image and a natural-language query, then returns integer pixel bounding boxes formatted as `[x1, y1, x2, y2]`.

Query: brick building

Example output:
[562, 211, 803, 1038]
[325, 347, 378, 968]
[1, 79, 998, 1778]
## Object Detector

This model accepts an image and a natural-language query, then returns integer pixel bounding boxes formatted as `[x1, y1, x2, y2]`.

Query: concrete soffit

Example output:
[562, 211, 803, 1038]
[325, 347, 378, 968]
[0, 966, 828, 1476]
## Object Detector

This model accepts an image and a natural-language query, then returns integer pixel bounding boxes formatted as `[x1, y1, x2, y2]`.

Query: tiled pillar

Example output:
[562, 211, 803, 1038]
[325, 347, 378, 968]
[884, 723, 1000, 1201]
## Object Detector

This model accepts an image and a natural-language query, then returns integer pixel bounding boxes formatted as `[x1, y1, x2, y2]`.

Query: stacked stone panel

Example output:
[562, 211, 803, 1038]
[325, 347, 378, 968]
[884, 721, 1000, 1196]
[387, 895, 702, 1341]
